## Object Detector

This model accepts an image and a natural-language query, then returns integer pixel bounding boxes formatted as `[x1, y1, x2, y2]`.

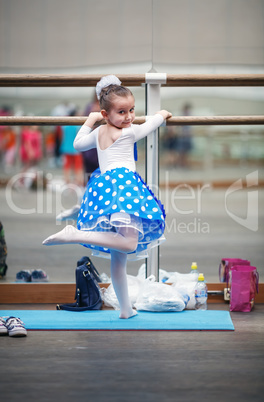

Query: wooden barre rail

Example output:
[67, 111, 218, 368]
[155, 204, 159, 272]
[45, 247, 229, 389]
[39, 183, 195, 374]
[0, 115, 264, 126]
[0, 74, 264, 87]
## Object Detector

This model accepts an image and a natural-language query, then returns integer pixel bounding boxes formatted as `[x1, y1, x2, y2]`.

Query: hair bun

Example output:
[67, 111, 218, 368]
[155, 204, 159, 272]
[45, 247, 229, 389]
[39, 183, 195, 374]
[95, 75, 122, 100]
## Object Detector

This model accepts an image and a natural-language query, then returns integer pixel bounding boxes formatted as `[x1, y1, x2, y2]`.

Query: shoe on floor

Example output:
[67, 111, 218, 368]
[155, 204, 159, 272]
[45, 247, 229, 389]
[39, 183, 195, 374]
[16, 270, 32, 282]
[31, 269, 49, 282]
[5, 317, 27, 337]
[0, 317, 8, 335]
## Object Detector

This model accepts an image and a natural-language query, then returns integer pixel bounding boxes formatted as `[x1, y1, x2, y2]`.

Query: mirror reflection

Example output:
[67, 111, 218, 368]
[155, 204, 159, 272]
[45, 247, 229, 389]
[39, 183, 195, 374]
[1, 97, 263, 285]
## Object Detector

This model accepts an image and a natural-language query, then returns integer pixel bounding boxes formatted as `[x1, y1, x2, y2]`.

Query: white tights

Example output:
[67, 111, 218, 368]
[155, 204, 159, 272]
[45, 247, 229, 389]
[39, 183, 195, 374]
[43, 225, 138, 318]
[110, 250, 137, 319]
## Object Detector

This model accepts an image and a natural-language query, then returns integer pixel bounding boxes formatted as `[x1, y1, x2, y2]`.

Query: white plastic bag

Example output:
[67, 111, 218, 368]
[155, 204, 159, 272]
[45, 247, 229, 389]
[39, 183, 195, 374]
[137, 264, 170, 283]
[134, 276, 189, 312]
[172, 281, 197, 310]
[100, 275, 143, 310]
[165, 271, 198, 283]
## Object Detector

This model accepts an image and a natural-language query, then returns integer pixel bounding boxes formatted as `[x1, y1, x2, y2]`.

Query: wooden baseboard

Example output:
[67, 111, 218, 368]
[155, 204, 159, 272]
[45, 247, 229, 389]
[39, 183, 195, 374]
[0, 282, 263, 304]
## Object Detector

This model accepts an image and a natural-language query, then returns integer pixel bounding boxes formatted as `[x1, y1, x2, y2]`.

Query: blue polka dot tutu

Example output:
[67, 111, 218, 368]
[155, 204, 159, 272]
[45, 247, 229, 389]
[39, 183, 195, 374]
[77, 167, 166, 260]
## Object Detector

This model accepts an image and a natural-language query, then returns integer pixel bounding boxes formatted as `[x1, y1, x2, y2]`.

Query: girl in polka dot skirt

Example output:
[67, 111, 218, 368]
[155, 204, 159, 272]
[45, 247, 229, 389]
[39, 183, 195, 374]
[43, 75, 172, 318]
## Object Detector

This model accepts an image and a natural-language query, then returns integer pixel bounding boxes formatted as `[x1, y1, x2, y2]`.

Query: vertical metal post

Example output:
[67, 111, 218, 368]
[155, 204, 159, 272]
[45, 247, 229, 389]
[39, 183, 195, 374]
[145, 73, 166, 280]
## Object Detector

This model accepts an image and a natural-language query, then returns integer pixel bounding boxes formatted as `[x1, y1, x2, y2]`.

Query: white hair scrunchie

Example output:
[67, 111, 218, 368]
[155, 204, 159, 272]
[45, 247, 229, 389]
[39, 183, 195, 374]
[95, 75, 122, 100]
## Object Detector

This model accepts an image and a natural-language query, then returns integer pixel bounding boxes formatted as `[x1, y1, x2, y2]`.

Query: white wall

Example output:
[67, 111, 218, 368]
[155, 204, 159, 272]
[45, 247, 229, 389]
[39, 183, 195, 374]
[0, 0, 263, 71]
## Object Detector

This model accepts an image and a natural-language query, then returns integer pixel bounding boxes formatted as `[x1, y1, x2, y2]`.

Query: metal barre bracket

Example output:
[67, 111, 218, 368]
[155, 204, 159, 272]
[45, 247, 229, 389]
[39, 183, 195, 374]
[145, 73, 167, 85]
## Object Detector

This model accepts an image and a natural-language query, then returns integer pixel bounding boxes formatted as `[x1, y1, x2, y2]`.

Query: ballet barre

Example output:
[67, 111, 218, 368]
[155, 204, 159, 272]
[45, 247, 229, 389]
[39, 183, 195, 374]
[0, 115, 263, 126]
[0, 73, 264, 87]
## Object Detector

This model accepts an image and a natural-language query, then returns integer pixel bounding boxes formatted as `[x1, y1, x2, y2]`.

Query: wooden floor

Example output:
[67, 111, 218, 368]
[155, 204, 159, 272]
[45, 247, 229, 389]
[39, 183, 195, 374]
[0, 303, 264, 402]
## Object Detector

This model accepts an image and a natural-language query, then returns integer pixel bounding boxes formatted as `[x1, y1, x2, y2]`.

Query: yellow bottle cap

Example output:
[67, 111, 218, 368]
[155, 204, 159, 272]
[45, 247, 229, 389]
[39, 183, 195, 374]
[198, 273, 204, 281]
[191, 262, 197, 270]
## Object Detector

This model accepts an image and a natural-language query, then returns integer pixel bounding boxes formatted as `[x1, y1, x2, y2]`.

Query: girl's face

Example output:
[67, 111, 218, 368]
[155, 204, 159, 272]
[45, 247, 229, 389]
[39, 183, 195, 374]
[103, 95, 135, 129]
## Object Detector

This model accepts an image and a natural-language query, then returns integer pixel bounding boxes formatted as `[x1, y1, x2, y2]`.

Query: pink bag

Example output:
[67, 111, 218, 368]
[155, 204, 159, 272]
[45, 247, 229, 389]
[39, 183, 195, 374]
[219, 258, 250, 283]
[229, 265, 259, 312]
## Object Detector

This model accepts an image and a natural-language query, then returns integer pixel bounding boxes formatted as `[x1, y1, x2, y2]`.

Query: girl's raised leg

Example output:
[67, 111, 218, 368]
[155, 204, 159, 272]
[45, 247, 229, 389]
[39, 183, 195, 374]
[43, 225, 138, 319]
[42, 224, 138, 254]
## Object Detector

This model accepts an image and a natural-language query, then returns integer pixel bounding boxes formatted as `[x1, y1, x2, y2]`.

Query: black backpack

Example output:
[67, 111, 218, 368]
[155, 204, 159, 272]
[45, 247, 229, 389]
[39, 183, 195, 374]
[57, 257, 102, 311]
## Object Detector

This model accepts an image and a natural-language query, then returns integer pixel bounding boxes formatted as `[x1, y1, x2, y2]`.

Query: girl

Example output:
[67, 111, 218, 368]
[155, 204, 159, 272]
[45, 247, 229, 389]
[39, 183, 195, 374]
[43, 75, 172, 319]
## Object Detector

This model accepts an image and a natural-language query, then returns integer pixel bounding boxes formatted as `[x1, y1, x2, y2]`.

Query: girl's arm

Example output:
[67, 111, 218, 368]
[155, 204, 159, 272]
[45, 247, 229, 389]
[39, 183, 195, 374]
[133, 110, 172, 142]
[73, 112, 103, 151]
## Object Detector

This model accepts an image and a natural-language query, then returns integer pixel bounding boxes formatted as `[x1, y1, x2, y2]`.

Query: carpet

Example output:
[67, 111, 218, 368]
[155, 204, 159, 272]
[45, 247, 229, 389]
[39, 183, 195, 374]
[0, 309, 234, 331]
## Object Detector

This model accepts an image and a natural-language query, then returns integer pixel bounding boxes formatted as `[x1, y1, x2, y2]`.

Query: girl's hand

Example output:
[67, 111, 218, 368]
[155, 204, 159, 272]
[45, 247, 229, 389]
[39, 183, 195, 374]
[156, 110, 172, 120]
[84, 112, 104, 128]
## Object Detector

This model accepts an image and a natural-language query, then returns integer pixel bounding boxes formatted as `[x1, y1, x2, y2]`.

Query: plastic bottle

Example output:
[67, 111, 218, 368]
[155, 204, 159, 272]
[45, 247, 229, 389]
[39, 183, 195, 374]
[190, 262, 199, 283]
[195, 273, 208, 310]
[190, 262, 199, 275]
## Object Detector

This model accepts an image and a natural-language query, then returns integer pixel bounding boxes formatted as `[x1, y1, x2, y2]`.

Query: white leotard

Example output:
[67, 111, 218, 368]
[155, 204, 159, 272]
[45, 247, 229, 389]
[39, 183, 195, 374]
[74, 114, 164, 174]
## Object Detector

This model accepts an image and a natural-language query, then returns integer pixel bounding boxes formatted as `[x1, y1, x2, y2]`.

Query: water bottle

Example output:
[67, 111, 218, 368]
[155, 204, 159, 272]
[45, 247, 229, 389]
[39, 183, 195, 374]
[195, 273, 208, 310]
[190, 262, 199, 274]
[190, 262, 199, 281]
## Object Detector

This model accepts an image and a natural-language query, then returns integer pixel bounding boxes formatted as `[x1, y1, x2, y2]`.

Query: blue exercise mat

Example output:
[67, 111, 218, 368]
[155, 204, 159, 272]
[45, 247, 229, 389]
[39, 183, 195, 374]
[0, 310, 234, 331]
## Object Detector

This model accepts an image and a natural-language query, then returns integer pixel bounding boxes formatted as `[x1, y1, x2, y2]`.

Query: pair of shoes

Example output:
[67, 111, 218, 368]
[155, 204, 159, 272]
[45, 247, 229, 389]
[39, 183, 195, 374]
[16, 269, 49, 283]
[31, 269, 49, 282]
[0, 316, 27, 337]
[16, 270, 32, 282]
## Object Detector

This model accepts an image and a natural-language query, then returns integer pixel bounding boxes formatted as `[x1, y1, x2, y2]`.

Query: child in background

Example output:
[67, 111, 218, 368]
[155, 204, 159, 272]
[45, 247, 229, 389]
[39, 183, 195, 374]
[43, 75, 171, 319]
[60, 108, 84, 186]
[18, 125, 43, 188]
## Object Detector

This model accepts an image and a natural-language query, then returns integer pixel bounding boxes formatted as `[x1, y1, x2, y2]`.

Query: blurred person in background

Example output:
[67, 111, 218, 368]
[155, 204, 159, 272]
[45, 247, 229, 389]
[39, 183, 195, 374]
[60, 108, 84, 186]
[51, 101, 76, 167]
[0, 106, 17, 172]
[20, 125, 42, 168]
[44, 128, 56, 168]
[0, 126, 17, 172]
[162, 126, 178, 168]
[177, 103, 193, 168]
[14, 125, 43, 189]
